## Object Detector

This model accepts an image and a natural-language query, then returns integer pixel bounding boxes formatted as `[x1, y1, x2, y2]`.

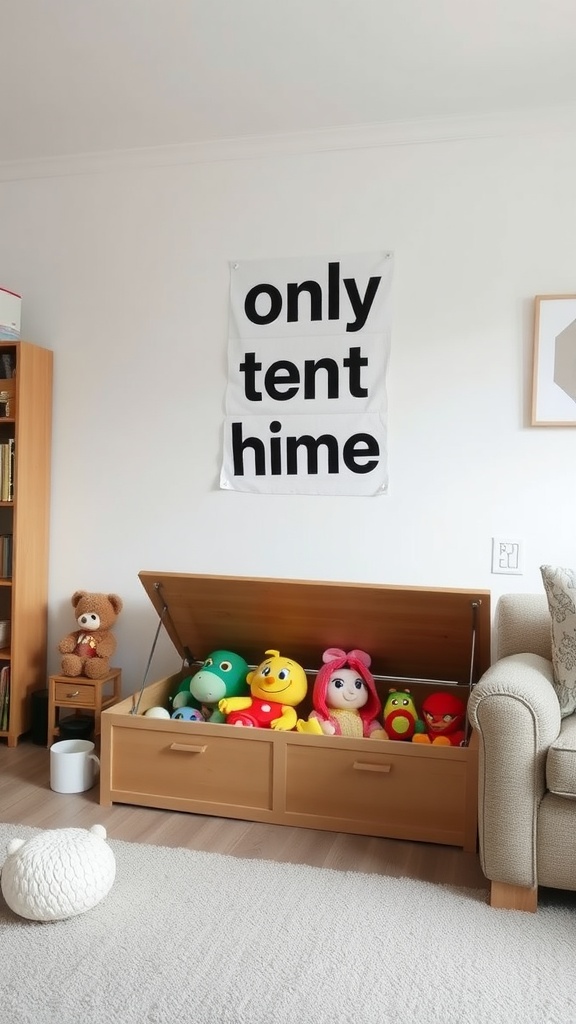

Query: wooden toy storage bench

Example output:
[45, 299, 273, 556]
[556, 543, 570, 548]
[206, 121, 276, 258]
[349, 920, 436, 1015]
[100, 572, 491, 851]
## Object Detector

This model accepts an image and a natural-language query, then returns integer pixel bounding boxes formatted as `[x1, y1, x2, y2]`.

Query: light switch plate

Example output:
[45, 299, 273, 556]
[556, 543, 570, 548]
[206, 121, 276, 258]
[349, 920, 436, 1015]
[491, 538, 523, 575]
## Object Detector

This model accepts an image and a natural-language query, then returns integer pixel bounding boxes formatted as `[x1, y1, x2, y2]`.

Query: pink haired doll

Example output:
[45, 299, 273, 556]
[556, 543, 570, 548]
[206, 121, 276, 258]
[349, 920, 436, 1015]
[296, 648, 384, 739]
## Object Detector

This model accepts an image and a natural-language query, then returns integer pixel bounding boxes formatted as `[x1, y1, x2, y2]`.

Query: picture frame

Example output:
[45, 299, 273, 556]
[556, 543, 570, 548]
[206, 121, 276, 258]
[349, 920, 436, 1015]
[532, 294, 576, 426]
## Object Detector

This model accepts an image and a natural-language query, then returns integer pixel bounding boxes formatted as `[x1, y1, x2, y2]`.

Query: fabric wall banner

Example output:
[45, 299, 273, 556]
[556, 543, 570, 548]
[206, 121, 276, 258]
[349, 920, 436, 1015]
[220, 251, 393, 496]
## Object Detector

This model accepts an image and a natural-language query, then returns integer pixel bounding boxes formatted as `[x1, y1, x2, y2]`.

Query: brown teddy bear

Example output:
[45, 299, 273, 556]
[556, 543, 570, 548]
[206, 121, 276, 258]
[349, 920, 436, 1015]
[58, 591, 123, 679]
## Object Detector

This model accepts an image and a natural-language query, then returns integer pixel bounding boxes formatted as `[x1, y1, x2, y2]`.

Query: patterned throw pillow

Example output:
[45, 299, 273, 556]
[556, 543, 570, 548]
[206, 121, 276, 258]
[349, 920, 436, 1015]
[540, 564, 576, 717]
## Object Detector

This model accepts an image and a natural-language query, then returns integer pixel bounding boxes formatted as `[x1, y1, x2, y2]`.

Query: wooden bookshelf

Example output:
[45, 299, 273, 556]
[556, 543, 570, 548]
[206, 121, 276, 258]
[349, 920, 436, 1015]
[0, 341, 53, 746]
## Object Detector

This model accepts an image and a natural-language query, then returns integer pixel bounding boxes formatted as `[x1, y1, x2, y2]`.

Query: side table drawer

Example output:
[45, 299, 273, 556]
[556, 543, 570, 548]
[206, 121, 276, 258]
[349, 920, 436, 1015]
[54, 682, 95, 706]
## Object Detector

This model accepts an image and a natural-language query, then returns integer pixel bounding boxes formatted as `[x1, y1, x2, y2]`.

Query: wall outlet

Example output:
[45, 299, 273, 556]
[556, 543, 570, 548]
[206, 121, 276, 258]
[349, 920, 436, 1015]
[491, 538, 523, 575]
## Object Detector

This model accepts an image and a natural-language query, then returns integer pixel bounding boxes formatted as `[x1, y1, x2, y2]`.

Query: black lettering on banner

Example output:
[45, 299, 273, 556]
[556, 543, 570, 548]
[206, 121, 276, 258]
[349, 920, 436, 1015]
[231, 256, 387, 488]
[239, 352, 262, 401]
[344, 276, 381, 333]
[303, 358, 339, 400]
[285, 433, 339, 475]
[343, 347, 368, 398]
[240, 349, 368, 402]
[269, 421, 282, 475]
[242, 261, 382, 332]
[244, 284, 282, 326]
[286, 280, 322, 323]
[265, 361, 299, 401]
[232, 422, 266, 476]
[328, 262, 340, 320]
[343, 434, 380, 474]
[231, 421, 380, 477]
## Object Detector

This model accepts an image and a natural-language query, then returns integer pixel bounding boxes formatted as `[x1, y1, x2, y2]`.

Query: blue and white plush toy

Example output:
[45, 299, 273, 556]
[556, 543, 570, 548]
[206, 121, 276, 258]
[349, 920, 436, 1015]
[171, 707, 204, 722]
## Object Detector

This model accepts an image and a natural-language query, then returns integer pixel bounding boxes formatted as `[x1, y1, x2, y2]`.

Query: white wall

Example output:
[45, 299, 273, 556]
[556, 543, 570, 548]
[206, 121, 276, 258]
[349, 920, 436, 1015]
[0, 121, 575, 691]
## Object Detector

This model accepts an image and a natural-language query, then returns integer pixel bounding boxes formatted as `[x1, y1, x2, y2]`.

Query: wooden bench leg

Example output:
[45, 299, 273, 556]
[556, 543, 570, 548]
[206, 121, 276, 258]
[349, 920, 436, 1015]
[490, 881, 537, 912]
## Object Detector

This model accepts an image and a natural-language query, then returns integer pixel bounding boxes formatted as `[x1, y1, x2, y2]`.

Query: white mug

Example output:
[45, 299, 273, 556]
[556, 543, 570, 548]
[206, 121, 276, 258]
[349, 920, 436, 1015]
[50, 739, 100, 794]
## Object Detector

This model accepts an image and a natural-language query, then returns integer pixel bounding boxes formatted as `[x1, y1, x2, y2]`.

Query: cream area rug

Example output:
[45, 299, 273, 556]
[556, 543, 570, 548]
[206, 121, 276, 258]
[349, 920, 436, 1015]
[0, 823, 574, 1024]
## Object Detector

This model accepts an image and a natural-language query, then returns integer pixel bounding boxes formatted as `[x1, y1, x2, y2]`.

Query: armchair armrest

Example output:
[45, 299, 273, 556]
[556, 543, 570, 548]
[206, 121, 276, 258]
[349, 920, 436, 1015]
[468, 653, 561, 891]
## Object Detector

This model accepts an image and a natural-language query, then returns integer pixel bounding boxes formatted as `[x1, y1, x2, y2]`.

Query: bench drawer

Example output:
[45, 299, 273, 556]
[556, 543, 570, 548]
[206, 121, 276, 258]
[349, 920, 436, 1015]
[109, 725, 274, 811]
[285, 742, 470, 837]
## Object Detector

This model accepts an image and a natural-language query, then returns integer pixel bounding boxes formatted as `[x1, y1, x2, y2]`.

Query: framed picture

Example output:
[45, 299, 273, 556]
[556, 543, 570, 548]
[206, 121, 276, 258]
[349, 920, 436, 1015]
[532, 294, 576, 426]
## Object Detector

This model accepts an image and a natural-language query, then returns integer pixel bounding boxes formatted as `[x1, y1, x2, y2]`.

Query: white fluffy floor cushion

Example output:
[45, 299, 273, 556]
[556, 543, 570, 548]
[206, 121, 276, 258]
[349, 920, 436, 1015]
[1, 824, 116, 921]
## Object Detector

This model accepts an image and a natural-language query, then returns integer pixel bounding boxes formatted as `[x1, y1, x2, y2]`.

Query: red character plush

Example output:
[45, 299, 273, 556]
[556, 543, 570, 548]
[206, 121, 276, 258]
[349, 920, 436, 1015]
[412, 691, 466, 746]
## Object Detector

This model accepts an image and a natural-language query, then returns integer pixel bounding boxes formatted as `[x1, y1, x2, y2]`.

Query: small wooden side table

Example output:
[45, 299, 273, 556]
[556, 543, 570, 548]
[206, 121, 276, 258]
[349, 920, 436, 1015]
[47, 668, 122, 745]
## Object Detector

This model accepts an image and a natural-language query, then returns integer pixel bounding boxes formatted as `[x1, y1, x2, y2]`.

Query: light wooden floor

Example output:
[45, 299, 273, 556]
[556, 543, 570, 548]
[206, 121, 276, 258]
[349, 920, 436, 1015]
[0, 739, 489, 893]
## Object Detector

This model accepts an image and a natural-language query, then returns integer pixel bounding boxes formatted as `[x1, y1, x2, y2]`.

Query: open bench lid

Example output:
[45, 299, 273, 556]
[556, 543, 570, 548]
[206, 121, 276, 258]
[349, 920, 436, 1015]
[139, 571, 491, 685]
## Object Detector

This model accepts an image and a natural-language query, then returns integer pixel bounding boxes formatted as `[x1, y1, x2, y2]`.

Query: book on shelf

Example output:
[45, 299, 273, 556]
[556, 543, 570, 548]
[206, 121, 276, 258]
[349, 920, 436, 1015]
[0, 664, 9, 731]
[0, 353, 15, 379]
[8, 437, 13, 500]
[0, 438, 14, 501]
[0, 534, 12, 578]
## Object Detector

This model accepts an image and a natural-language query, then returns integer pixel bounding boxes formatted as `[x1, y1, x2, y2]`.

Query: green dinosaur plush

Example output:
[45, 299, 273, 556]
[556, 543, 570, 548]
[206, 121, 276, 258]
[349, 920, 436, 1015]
[170, 650, 250, 723]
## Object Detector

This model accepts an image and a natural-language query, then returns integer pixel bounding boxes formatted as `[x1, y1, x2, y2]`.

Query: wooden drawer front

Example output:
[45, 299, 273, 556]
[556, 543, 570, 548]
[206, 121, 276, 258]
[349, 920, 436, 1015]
[285, 745, 468, 832]
[110, 727, 274, 810]
[54, 682, 95, 705]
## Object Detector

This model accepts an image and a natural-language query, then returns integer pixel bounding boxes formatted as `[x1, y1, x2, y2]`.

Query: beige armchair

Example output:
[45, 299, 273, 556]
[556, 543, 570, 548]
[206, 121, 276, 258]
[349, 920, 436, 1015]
[468, 592, 576, 912]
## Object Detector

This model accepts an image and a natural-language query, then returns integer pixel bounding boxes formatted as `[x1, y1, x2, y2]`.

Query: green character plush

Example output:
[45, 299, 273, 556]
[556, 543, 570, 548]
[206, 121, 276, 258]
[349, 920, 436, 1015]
[170, 650, 250, 723]
[382, 688, 426, 741]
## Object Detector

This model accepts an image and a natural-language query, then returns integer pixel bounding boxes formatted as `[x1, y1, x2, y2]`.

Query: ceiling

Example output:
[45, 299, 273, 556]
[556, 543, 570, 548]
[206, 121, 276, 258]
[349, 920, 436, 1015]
[3, 0, 576, 163]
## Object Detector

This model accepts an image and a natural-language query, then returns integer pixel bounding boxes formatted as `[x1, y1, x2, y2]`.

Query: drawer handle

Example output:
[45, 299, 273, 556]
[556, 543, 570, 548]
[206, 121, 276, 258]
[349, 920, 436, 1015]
[169, 743, 207, 754]
[66, 691, 80, 698]
[353, 762, 391, 774]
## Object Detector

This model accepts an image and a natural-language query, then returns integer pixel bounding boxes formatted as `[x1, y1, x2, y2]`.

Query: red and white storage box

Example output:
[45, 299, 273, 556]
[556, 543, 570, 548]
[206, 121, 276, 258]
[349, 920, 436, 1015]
[0, 288, 21, 341]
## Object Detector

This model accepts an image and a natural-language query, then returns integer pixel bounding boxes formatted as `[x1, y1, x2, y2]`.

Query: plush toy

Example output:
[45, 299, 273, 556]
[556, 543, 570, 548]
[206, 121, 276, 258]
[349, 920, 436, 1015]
[171, 707, 205, 722]
[296, 648, 383, 738]
[412, 691, 466, 746]
[58, 591, 123, 679]
[143, 706, 171, 719]
[170, 650, 250, 723]
[382, 688, 425, 741]
[1, 825, 116, 921]
[219, 649, 308, 730]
